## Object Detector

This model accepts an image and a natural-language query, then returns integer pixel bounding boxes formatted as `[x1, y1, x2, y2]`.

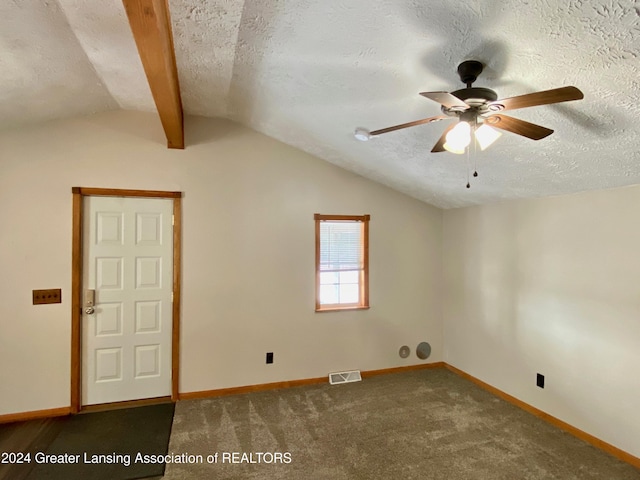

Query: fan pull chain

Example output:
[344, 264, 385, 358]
[473, 136, 478, 178]
[466, 145, 471, 189]
[473, 118, 478, 178]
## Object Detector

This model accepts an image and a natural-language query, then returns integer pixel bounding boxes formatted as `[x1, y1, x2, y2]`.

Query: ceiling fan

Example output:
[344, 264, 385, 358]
[354, 60, 584, 154]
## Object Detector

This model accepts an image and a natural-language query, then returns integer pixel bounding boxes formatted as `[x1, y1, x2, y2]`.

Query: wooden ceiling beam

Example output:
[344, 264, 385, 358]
[123, 0, 184, 149]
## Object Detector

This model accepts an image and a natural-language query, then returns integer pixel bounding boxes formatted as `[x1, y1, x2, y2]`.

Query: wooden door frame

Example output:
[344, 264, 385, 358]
[71, 187, 182, 413]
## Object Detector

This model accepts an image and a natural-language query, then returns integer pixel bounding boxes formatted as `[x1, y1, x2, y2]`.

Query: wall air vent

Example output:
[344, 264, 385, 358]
[329, 370, 362, 385]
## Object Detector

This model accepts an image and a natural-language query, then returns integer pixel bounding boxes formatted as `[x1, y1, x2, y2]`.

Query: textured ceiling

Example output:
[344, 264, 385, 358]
[2, 0, 640, 208]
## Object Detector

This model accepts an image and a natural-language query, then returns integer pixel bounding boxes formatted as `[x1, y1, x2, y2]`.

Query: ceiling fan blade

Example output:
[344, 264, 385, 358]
[419, 91, 469, 109]
[489, 86, 583, 112]
[370, 115, 450, 136]
[431, 123, 457, 152]
[485, 114, 553, 140]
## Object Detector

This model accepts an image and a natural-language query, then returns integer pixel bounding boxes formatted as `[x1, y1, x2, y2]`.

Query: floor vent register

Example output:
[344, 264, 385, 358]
[329, 370, 362, 385]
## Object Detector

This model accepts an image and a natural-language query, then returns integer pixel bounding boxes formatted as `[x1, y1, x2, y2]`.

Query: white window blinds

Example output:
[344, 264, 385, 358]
[318, 221, 363, 272]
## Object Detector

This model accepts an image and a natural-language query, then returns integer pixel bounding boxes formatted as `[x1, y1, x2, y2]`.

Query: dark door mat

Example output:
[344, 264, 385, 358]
[26, 402, 175, 480]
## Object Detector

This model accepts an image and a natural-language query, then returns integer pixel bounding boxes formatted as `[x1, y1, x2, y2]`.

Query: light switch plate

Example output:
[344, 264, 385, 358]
[33, 289, 62, 305]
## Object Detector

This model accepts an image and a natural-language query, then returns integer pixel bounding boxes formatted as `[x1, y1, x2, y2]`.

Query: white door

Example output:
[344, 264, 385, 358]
[82, 196, 173, 405]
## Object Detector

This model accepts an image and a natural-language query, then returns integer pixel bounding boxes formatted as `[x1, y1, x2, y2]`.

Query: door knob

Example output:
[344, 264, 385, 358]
[84, 289, 95, 315]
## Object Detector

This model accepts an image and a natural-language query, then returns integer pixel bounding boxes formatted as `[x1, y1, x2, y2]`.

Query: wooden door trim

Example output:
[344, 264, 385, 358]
[70, 192, 83, 413]
[171, 197, 182, 400]
[71, 187, 182, 414]
[71, 187, 181, 198]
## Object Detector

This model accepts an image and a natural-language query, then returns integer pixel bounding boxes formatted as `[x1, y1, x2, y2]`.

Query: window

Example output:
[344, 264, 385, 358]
[314, 214, 370, 312]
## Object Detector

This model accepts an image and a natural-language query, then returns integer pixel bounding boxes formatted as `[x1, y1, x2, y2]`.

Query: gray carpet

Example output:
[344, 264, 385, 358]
[163, 369, 640, 479]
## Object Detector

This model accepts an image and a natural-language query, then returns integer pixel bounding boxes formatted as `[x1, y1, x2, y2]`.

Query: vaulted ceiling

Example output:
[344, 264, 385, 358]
[2, 0, 639, 208]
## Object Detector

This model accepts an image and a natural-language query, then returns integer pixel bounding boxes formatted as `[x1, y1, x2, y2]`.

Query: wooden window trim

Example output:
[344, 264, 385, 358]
[70, 187, 182, 413]
[314, 214, 370, 312]
[315, 305, 370, 313]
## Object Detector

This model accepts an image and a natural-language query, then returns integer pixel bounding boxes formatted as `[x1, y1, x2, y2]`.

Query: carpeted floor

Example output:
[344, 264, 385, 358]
[162, 369, 640, 480]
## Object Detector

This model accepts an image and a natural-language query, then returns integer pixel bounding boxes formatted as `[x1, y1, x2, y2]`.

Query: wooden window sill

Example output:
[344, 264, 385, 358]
[315, 305, 370, 313]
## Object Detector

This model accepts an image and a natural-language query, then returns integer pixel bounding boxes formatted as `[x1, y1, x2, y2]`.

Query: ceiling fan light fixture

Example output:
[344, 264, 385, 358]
[443, 142, 466, 154]
[444, 121, 471, 154]
[475, 124, 501, 150]
[354, 127, 372, 141]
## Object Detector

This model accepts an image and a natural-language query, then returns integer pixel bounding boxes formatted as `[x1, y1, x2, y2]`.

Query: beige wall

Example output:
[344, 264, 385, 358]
[443, 187, 640, 458]
[0, 111, 443, 415]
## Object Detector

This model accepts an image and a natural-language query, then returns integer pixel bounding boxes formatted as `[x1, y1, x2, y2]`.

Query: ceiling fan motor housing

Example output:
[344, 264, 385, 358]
[451, 87, 498, 103]
[442, 87, 499, 117]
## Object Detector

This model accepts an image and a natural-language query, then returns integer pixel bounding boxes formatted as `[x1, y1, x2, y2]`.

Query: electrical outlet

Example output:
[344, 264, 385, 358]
[33, 289, 62, 305]
[266, 352, 274, 364]
[536, 373, 545, 389]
